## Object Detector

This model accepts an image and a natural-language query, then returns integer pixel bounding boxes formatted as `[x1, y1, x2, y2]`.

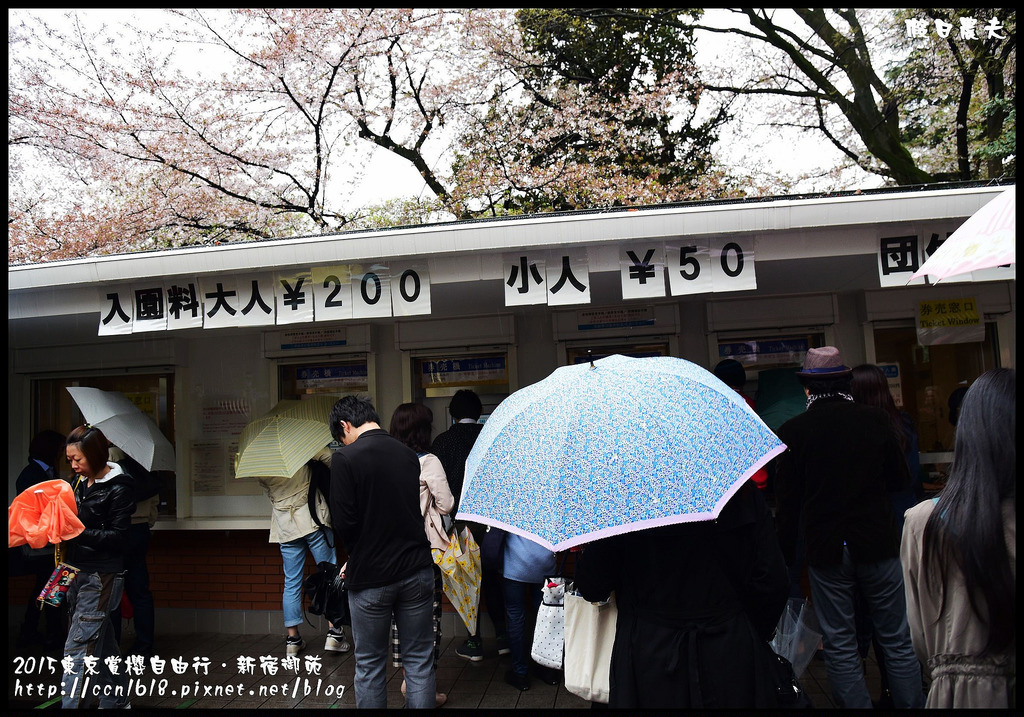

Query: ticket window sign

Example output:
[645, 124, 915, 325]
[916, 298, 985, 346]
[280, 360, 369, 399]
[717, 336, 816, 368]
[878, 362, 904, 408]
[419, 355, 508, 389]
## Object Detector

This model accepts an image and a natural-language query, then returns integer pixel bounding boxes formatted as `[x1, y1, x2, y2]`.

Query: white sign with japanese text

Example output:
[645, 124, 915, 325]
[351, 263, 393, 319]
[391, 264, 432, 317]
[200, 276, 241, 329]
[97, 285, 134, 336]
[131, 283, 167, 333]
[165, 279, 203, 330]
[235, 273, 277, 327]
[503, 253, 548, 306]
[275, 270, 315, 325]
[878, 232, 927, 287]
[546, 250, 590, 306]
[620, 245, 666, 300]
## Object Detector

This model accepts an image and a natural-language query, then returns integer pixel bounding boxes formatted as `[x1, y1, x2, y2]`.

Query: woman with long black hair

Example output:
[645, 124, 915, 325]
[900, 368, 1016, 708]
[849, 363, 922, 707]
[850, 363, 922, 525]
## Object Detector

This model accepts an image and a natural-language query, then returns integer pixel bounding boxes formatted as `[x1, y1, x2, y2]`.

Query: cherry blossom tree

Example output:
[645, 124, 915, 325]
[450, 8, 733, 215]
[9, 9, 498, 262]
[9, 8, 734, 263]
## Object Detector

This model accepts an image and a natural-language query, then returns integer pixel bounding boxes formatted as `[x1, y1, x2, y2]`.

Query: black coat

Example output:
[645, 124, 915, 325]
[69, 465, 136, 573]
[574, 482, 789, 709]
[16, 460, 52, 495]
[775, 396, 910, 569]
[430, 422, 483, 515]
[329, 429, 432, 590]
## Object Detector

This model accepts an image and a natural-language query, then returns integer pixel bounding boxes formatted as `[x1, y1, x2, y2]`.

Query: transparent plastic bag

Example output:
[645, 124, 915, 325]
[770, 598, 822, 679]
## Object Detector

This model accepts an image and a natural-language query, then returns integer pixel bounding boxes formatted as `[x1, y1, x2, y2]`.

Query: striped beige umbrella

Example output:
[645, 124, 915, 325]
[234, 395, 340, 478]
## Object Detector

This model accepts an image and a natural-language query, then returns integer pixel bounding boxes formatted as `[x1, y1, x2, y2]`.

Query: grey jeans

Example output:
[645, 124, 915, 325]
[809, 549, 924, 709]
[348, 565, 436, 708]
[61, 570, 129, 709]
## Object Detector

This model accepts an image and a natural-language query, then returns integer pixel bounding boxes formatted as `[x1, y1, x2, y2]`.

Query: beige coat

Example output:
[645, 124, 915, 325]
[257, 447, 333, 544]
[419, 453, 454, 550]
[901, 498, 1016, 709]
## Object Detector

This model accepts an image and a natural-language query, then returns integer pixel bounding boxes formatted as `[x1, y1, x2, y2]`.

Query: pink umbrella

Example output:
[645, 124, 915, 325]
[8, 479, 85, 549]
[911, 186, 1015, 282]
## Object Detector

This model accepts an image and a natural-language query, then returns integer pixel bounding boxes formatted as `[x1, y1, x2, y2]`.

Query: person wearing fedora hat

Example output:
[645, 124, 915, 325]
[774, 346, 925, 709]
[794, 346, 852, 378]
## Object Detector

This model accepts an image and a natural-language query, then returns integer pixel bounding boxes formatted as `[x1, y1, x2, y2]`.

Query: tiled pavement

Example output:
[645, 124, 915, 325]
[8, 625, 884, 710]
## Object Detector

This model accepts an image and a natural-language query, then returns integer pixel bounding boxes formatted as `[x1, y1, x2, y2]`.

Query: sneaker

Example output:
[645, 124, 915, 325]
[285, 635, 305, 656]
[496, 633, 511, 656]
[504, 669, 530, 691]
[456, 637, 484, 662]
[325, 628, 351, 653]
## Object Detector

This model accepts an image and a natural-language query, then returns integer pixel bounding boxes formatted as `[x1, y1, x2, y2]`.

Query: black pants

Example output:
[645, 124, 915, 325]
[110, 523, 156, 656]
[19, 555, 67, 648]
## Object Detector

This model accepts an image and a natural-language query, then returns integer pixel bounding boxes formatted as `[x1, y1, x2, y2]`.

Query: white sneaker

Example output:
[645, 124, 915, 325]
[286, 636, 305, 656]
[325, 628, 351, 653]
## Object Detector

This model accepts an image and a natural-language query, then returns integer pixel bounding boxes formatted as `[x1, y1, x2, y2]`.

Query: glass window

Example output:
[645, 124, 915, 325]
[278, 359, 369, 401]
[32, 372, 177, 516]
[566, 342, 669, 364]
[873, 324, 998, 453]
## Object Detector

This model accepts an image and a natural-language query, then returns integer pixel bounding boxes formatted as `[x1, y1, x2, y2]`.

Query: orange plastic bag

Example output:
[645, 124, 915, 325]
[8, 479, 85, 549]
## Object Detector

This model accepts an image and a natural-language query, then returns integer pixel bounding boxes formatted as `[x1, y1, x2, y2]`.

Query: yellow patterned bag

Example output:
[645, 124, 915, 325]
[433, 526, 481, 635]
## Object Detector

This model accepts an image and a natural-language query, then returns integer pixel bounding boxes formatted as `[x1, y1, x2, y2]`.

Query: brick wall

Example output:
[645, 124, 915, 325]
[10, 530, 462, 615]
[11, 531, 304, 610]
[148, 530, 283, 611]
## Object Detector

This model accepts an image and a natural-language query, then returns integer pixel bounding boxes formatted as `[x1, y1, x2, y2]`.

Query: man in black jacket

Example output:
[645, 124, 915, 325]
[775, 347, 924, 709]
[327, 396, 436, 709]
[430, 389, 509, 661]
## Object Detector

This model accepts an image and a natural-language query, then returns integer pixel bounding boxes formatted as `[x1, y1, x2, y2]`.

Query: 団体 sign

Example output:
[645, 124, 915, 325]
[916, 297, 984, 346]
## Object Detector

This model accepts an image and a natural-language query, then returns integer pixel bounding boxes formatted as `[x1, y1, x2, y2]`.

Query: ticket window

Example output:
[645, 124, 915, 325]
[278, 358, 371, 401]
[31, 372, 177, 516]
[412, 352, 511, 438]
[715, 333, 827, 409]
[873, 323, 999, 488]
[565, 341, 670, 365]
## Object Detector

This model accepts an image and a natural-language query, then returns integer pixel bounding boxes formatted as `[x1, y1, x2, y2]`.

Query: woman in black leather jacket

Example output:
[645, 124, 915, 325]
[60, 425, 136, 709]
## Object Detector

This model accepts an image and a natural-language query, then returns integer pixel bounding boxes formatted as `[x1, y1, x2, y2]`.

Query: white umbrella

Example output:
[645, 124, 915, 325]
[66, 387, 176, 472]
[911, 186, 1015, 282]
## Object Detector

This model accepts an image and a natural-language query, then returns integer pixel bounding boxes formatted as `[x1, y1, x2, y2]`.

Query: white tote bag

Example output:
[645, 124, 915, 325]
[563, 587, 617, 704]
[530, 577, 565, 669]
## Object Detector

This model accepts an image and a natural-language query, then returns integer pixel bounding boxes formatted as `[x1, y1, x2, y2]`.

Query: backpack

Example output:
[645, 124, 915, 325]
[303, 561, 350, 627]
[306, 458, 334, 548]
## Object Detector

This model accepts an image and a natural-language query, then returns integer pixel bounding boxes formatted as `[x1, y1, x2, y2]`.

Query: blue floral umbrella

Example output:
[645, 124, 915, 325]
[457, 354, 786, 551]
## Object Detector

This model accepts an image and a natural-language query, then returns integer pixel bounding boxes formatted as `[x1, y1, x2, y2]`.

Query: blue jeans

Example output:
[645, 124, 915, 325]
[502, 578, 542, 677]
[61, 571, 129, 709]
[809, 549, 924, 709]
[281, 528, 336, 628]
[348, 566, 436, 708]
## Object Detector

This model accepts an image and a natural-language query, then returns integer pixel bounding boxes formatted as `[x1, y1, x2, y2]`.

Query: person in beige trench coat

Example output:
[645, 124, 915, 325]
[900, 368, 1016, 709]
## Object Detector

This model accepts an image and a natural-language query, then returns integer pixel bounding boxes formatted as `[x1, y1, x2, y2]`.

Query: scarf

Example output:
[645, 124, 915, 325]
[806, 391, 854, 410]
